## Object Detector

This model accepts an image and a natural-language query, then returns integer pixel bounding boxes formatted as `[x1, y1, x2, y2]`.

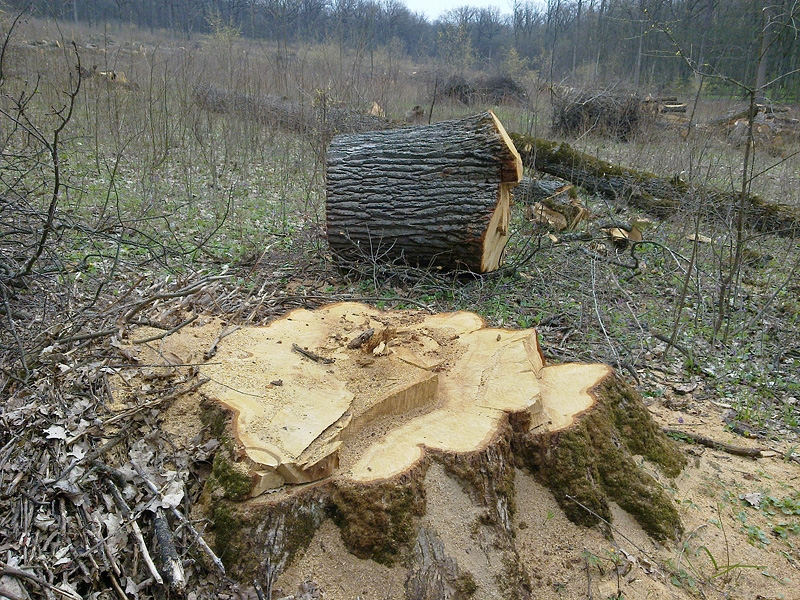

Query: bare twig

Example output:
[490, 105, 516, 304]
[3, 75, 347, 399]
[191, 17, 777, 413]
[0, 562, 81, 600]
[152, 508, 186, 592]
[131, 314, 199, 344]
[99, 377, 209, 428]
[205, 325, 241, 360]
[292, 343, 335, 364]
[130, 461, 226, 576]
[52, 435, 125, 484]
[106, 481, 164, 586]
[565, 495, 652, 560]
[663, 428, 764, 458]
[16, 42, 82, 280]
[0, 585, 25, 600]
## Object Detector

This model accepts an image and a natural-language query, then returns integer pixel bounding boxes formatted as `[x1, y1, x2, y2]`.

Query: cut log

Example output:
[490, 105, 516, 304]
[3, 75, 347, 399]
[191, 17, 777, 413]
[124, 302, 687, 588]
[660, 103, 687, 113]
[326, 111, 522, 273]
[510, 133, 800, 237]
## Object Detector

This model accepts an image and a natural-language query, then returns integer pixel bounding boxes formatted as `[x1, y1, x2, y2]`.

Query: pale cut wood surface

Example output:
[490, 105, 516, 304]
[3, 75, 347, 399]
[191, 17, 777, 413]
[150, 302, 608, 494]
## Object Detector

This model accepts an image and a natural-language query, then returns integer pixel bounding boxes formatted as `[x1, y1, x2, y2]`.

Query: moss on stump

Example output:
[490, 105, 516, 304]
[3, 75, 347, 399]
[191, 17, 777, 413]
[330, 463, 428, 566]
[206, 488, 328, 581]
[513, 374, 686, 541]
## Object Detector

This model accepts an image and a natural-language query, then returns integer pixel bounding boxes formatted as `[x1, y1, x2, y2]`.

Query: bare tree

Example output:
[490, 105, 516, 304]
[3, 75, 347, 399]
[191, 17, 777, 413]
[656, 1, 800, 340]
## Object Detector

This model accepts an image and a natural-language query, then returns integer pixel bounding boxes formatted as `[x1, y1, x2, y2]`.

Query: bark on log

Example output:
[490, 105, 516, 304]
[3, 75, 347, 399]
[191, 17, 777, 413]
[510, 134, 800, 236]
[326, 112, 522, 273]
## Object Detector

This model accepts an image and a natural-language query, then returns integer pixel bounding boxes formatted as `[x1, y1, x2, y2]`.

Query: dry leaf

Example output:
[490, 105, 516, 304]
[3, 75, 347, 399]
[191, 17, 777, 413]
[530, 202, 568, 231]
[740, 491, 763, 507]
[45, 424, 67, 440]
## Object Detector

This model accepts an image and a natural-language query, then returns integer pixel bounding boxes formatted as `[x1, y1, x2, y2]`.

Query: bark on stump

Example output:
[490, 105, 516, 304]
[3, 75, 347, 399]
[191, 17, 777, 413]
[326, 111, 523, 273]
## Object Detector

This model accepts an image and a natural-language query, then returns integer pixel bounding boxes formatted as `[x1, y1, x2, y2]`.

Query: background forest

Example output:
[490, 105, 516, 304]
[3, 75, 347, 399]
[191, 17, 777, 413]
[10, 0, 800, 100]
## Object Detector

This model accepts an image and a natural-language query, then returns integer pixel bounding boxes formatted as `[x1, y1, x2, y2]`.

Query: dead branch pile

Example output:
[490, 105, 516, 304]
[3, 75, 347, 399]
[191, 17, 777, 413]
[193, 84, 393, 142]
[0, 273, 239, 599]
[440, 74, 528, 105]
[1, 251, 393, 599]
[551, 90, 650, 141]
[2, 182, 379, 598]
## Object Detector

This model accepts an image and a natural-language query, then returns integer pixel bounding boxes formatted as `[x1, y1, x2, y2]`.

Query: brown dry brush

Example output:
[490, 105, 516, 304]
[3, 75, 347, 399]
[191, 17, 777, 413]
[193, 83, 393, 145]
[439, 73, 529, 106]
[0, 17, 289, 598]
[0, 271, 237, 597]
[550, 89, 652, 141]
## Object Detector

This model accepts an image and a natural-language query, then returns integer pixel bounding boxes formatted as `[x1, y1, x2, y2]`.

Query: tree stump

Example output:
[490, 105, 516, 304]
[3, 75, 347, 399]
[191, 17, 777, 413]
[123, 302, 688, 592]
[326, 112, 522, 273]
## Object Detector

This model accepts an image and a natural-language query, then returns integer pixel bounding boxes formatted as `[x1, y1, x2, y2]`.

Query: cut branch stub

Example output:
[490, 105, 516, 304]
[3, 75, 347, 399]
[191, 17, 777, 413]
[326, 111, 523, 273]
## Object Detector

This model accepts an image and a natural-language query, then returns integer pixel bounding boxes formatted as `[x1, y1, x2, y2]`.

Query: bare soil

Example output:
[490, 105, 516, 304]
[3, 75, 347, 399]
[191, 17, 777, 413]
[270, 398, 800, 600]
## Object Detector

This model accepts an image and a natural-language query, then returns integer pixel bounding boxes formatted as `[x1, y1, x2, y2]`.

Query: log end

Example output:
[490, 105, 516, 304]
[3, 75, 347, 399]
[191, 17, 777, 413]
[142, 303, 624, 500]
[138, 305, 690, 583]
[488, 110, 523, 183]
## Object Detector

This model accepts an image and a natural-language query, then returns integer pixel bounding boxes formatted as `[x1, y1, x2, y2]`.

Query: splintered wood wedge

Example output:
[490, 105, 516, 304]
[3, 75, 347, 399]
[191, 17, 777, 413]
[157, 302, 610, 496]
[326, 111, 523, 273]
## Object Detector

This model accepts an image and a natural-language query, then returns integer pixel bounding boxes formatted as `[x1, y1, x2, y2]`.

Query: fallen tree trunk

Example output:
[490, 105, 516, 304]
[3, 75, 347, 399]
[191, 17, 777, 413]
[192, 86, 799, 238]
[510, 134, 800, 236]
[326, 111, 522, 272]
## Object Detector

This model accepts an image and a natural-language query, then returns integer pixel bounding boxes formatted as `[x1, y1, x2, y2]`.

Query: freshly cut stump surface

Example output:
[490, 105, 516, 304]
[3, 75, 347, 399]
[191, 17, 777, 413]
[117, 303, 688, 586]
[188, 302, 610, 495]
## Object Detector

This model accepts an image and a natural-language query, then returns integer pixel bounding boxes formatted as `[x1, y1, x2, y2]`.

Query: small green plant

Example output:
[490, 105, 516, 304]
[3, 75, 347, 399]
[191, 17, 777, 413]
[695, 545, 763, 580]
[669, 567, 698, 590]
[744, 524, 772, 547]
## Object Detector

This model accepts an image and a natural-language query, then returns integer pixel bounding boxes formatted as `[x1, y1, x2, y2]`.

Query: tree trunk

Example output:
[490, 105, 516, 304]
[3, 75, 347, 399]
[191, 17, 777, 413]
[510, 133, 800, 237]
[326, 112, 523, 273]
[126, 302, 687, 592]
[754, 5, 772, 104]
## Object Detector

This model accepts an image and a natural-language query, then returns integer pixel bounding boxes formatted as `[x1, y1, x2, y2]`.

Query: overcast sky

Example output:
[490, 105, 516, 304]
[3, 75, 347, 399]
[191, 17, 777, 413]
[401, 0, 519, 21]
